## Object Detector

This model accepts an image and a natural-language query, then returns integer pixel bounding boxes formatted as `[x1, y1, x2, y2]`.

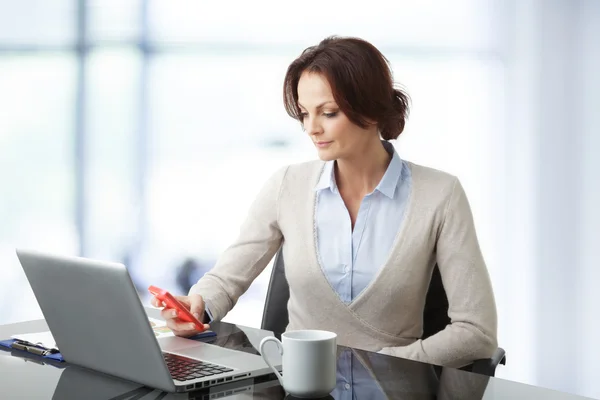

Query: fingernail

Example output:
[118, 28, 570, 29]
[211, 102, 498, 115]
[171, 310, 177, 318]
[188, 323, 196, 330]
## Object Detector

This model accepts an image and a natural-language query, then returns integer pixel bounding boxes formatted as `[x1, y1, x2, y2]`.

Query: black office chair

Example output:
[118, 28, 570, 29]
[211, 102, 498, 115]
[261, 248, 506, 377]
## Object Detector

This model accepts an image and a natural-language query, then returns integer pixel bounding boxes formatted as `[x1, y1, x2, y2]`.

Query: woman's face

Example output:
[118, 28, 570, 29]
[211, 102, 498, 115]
[297, 71, 377, 162]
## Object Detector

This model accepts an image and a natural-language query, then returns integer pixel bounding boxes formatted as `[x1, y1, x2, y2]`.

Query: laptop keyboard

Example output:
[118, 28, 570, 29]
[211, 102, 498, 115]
[163, 353, 235, 382]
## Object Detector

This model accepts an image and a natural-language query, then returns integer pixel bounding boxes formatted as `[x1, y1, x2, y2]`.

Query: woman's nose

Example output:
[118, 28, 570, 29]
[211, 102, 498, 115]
[304, 116, 323, 136]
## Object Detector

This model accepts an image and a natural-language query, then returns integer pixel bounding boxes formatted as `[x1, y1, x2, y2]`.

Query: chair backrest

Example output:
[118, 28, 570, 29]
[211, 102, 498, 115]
[260, 249, 290, 334]
[261, 248, 451, 338]
[422, 264, 451, 339]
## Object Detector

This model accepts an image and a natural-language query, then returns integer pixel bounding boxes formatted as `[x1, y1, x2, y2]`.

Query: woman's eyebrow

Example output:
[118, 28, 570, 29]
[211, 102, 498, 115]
[297, 101, 336, 110]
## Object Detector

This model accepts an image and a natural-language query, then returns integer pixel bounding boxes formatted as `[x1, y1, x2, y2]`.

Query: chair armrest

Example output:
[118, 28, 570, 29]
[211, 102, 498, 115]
[470, 347, 506, 377]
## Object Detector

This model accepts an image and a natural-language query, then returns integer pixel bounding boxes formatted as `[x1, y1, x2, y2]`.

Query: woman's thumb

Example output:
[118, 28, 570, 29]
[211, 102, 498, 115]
[189, 294, 205, 319]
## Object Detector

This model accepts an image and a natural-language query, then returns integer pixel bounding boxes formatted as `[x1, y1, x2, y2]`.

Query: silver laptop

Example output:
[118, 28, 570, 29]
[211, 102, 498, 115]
[16, 249, 281, 393]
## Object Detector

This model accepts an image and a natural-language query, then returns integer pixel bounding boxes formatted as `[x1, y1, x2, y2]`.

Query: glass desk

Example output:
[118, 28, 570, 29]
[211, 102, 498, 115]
[0, 309, 592, 399]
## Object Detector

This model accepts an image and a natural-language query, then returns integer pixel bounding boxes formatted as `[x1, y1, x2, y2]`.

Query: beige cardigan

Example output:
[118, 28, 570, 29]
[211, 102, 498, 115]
[189, 160, 498, 368]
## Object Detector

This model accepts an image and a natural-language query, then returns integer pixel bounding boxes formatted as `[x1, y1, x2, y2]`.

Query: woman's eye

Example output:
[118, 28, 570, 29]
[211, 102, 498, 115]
[299, 112, 308, 119]
[324, 112, 338, 118]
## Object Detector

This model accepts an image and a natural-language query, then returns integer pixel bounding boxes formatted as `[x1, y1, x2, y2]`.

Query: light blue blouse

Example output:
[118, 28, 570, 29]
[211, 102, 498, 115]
[314, 141, 412, 304]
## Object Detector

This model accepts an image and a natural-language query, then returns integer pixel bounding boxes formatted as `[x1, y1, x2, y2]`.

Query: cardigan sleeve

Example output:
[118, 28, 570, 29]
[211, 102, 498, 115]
[188, 166, 288, 321]
[379, 178, 498, 368]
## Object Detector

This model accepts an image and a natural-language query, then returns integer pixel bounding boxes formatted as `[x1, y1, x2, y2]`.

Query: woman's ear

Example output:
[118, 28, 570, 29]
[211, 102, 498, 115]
[366, 118, 378, 126]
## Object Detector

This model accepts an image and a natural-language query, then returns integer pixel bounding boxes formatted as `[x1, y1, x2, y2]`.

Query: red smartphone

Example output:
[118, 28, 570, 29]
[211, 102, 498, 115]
[148, 285, 205, 331]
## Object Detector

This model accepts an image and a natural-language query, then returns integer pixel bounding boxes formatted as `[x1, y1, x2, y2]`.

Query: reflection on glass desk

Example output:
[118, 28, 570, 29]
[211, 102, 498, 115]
[0, 314, 594, 400]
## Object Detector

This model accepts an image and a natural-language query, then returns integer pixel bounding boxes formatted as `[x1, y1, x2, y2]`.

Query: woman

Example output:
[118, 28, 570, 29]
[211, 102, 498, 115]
[152, 36, 498, 368]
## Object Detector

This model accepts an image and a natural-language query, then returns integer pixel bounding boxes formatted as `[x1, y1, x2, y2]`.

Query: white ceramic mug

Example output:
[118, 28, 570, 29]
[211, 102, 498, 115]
[259, 330, 337, 398]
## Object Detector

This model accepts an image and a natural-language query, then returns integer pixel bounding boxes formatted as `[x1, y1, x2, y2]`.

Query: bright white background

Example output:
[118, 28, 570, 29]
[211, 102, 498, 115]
[0, 0, 598, 398]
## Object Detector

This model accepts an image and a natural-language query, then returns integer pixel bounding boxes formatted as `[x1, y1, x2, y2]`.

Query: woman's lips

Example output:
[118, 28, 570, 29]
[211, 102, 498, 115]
[315, 141, 333, 148]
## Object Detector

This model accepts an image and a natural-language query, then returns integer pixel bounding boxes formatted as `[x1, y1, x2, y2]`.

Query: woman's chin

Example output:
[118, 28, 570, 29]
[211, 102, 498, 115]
[316, 148, 336, 161]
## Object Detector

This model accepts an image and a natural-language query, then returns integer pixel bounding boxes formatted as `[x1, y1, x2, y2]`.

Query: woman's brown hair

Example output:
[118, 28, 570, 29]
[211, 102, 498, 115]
[283, 36, 410, 140]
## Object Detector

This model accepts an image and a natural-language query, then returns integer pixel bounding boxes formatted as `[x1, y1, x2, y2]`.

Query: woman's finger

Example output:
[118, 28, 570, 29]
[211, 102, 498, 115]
[151, 296, 165, 308]
[161, 307, 178, 320]
[166, 318, 198, 334]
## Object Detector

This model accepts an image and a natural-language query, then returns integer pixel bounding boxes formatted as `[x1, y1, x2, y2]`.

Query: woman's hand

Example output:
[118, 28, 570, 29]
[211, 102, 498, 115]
[151, 293, 210, 337]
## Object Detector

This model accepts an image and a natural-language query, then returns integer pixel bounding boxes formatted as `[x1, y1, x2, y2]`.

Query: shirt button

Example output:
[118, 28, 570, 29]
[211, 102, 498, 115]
[343, 265, 350, 273]
[344, 383, 351, 390]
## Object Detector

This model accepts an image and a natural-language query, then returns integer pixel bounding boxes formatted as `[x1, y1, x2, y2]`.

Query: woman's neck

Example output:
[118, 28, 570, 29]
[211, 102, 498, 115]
[335, 140, 392, 196]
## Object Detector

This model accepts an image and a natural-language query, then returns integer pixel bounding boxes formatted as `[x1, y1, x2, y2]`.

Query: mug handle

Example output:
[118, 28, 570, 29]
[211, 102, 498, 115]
[259, 336, 284, 386]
